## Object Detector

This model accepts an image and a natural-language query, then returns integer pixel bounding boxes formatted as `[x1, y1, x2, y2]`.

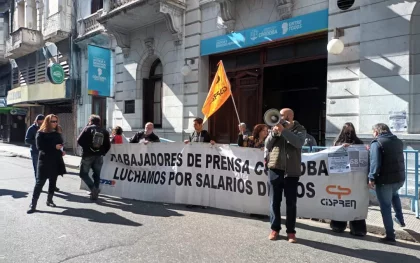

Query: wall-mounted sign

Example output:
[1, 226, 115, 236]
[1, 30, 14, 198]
[88, 45, 111, 97]
[47, 63, 65, 84]
[10, 108, 28, 116]
[200, 9, 329, 56]
[389, 111, 408, 132]
[6, 86, 29, 105]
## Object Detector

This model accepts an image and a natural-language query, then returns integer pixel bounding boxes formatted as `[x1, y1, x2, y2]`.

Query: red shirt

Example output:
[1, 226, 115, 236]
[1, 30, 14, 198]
[112, 135, 123, 144]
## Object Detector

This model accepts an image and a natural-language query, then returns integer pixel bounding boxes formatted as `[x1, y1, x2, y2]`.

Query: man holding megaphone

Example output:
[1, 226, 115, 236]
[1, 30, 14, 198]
[265, 108, 306, 243]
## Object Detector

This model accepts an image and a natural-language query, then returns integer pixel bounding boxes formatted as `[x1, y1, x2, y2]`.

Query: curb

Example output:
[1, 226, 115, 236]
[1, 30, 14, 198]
[300, 218, 419, 243]
[0, 151, 80, 170]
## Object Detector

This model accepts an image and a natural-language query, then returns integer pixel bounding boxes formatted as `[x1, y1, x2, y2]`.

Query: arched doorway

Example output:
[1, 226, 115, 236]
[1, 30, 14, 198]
[143, 59, 163, 128]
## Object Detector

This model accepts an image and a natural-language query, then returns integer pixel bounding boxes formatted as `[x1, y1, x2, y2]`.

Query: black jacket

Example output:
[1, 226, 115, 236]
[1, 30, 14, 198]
[369, 133, 405, 185]
[36, 131, 66, 178]
[25, 124, 39, 153]
[129, 131, 160, 143]
[77, 125, 111, 157]
[189, 130, 211, 143]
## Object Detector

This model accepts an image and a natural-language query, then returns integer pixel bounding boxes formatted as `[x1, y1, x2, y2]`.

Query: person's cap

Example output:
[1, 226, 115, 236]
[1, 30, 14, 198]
[35, 114, 45, 121]
[239, 122, 246, 127]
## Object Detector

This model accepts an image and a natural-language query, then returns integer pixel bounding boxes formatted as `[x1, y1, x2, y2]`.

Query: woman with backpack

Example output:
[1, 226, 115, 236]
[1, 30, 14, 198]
[27, 114, 66, 214]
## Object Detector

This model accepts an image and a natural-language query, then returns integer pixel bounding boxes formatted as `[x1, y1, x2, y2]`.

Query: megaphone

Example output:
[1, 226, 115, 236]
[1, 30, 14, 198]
[263, 108, 289, 127]
[264, 108, 281, 126]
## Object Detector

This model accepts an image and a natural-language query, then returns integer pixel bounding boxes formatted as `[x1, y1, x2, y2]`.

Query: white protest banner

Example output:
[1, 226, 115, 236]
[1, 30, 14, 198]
[83, 143, 369, 221]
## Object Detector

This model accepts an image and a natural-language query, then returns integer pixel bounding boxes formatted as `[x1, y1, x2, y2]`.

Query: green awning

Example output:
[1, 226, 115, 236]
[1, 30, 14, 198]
[0, 107, 15, 114]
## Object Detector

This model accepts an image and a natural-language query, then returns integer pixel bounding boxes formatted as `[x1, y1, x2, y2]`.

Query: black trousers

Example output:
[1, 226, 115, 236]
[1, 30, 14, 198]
[268, 169, 299, 234]
[330, 220, 367, 235]
[32, 175, 58, 201]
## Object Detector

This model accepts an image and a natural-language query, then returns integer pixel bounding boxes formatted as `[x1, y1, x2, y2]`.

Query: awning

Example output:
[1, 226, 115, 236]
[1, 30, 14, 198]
[0, 107, 14, 114]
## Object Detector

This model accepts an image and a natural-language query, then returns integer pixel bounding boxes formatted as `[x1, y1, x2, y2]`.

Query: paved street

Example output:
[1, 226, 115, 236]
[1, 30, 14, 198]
[1, 154, 419, 263]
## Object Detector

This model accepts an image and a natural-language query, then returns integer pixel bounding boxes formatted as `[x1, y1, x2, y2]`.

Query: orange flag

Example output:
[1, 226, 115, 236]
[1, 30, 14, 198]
[202, 61, 232, 123]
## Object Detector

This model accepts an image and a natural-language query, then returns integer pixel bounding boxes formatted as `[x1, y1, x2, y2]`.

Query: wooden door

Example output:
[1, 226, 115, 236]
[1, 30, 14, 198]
[208, 72, 236, 144]
[235, 69, 261, 135]
[209, 69, 261, 144]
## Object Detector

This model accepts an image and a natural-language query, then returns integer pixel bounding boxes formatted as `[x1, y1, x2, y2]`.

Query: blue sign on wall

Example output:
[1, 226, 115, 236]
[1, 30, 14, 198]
[88, 45, 111, 97]
[200, 9, 329, 56]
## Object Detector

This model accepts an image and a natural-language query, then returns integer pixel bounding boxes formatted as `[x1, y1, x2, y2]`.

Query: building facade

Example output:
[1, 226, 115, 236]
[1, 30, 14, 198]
[75, 0, 420, 148]
[0, 0, 14, 142]
[5, 0, 76, 147]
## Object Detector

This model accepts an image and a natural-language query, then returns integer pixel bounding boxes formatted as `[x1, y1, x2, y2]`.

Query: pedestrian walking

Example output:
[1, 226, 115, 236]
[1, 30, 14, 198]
[77, 115, 111, 200]
[27, 114, 66, 214]
[369, 123, 406, 244]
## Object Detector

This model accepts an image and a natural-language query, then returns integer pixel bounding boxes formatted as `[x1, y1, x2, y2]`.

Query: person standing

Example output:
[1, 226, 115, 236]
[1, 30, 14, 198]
[237, 122, 251, 146]
[329, 122, 367, 236]
[25, 114, 60, 191]
[239, 124, 268, 149]
[77, 115, 111, 200]
[111, 126, 124, 144]
[27, 114, 66, 213]
[184, 117, 215, 145]
[184, 117, 215, 209]
[129, 122, 160, 144]
[265, 108, 306, 243]
[369, 123, 406, 244]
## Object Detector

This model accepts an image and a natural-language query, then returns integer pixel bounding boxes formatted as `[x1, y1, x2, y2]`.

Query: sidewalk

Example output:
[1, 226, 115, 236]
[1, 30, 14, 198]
[0, 141, 81, 169]
[0, 142, 419, 242]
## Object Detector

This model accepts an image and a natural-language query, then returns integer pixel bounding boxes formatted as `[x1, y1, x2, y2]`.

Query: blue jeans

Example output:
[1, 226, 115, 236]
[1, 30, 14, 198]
[375, 182, 405, 239]
[268, 169, 299, 234]
[79, 155, 103, 190]
[30, 151, 39, 178]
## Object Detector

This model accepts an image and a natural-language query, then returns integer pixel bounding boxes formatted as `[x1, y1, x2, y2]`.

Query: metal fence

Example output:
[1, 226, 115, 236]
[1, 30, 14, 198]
[303, 146, 419, 218]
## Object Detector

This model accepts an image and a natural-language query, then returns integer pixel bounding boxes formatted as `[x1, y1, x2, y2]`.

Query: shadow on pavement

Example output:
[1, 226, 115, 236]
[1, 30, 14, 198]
[37, 207, 142, 227]
[54, 191, 184, 218]
[0, 189, 29, 199]
[298, 238, 420, 263]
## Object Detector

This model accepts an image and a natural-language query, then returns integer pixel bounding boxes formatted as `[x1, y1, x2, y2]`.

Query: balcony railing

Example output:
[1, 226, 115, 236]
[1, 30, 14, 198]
[43, 11, 72, 42]
[84, 10, 104, 34]
[110, 0, 137, 10]
[5, 28, 43, 59]
[77, 10, 105, 39]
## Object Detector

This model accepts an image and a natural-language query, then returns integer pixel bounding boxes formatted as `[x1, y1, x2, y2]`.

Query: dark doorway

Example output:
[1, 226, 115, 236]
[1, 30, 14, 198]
[263, 59, 327, 145]
[92, 96, 106, 126]
[10, 115, 26, 143]
[143, 59, 163, 128]
[208, 33, 328, 144]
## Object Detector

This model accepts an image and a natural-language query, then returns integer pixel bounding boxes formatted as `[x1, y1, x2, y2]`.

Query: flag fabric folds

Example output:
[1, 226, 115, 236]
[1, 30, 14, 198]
[202, 61, 232, 123]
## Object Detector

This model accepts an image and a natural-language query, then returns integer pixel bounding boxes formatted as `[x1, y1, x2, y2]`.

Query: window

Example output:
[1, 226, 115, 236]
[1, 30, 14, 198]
[143, 59, 163, 128]
[124, 100, 135, 114]
[91, 0, 104, 14]
[337, 0, 354, 10]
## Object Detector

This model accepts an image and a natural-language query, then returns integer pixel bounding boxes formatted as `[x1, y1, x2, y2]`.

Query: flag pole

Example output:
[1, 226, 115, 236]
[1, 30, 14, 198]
[230, 92, 241, 125]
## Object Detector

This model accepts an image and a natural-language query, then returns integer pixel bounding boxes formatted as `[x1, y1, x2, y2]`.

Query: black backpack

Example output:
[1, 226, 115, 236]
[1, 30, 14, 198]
[90, 127, 104, 151]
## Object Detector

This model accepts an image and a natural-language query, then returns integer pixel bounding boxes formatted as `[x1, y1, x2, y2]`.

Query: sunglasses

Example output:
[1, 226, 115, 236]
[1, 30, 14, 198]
[50, 120, 58, 123]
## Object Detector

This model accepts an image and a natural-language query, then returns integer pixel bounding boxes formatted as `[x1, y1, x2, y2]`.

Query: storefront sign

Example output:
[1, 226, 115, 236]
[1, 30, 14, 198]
[88, 45, 111, 97]
[200, 9, 328, 56]
[6, 86, 29, 105]
[47, 63, 65, 84]
[28, 82, 67, 101]
[10, 108, 28, 115]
